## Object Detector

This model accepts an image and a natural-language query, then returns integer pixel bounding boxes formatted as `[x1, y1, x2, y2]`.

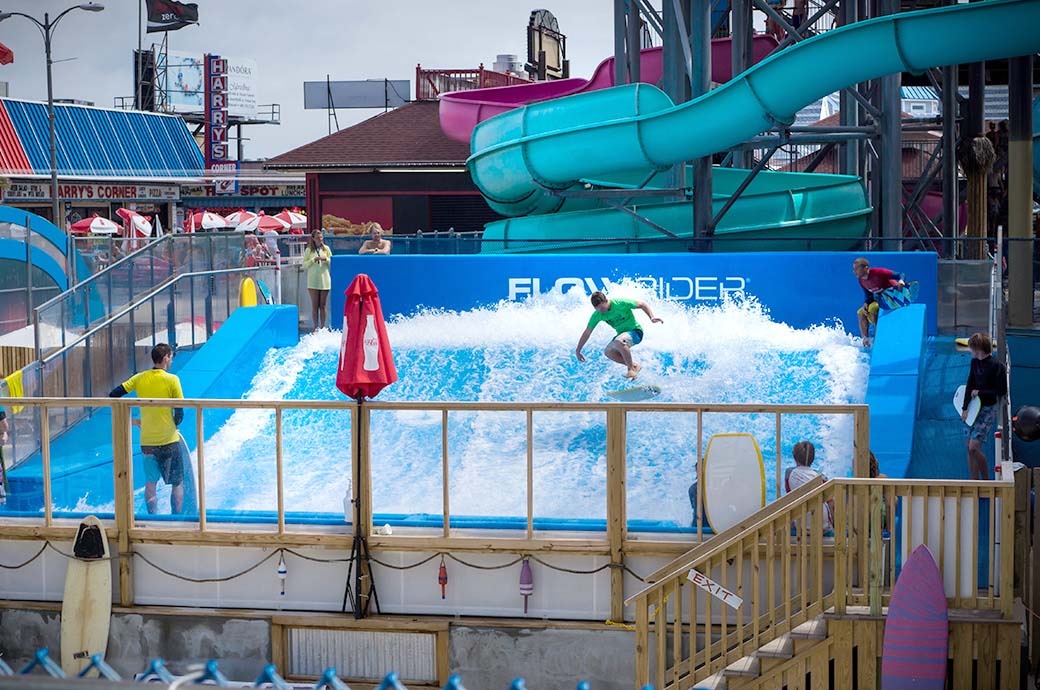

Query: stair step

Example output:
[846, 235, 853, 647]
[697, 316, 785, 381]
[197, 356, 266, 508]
[723, 656, 759, 678]
[790, 618, 827, 640]
[693, 672, 727, 690]
[756, 635, 794, 659]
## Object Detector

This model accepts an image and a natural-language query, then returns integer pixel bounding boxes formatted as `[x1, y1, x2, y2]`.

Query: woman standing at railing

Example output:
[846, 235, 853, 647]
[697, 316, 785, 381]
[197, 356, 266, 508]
[303, 229, 333, 331]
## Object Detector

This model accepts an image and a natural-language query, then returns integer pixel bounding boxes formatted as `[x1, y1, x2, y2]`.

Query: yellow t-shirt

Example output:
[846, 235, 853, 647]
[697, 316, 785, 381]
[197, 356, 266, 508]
[303, 245, 332, 291]
[119, 368, 184, 446]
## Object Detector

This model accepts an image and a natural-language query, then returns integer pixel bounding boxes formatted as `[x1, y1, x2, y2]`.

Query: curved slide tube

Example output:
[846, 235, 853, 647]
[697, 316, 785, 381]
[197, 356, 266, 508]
[485, 167, 871, 253]
[0, 205, 92, 287]
[439, 37, 779, 144]
[469, 0, 1040, 251]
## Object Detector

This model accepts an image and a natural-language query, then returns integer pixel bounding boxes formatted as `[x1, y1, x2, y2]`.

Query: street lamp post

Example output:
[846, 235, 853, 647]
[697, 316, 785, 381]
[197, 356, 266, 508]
[0, 3, 105, 288]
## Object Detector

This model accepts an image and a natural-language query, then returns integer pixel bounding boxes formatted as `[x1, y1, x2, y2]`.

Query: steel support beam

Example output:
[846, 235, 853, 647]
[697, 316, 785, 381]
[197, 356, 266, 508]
[877, 0, 902, 249]
[691, 0, 712, 245]
[1007, 55, 1034, 327]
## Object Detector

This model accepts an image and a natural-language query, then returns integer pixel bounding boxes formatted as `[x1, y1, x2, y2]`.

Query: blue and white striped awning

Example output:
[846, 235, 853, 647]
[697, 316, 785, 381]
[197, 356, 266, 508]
[0, 98, 203, 179]
[901, 86, 939, 101]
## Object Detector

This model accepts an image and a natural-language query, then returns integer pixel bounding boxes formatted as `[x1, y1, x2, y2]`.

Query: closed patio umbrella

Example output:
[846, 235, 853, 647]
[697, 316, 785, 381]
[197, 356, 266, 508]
[336, 273, 397, 619]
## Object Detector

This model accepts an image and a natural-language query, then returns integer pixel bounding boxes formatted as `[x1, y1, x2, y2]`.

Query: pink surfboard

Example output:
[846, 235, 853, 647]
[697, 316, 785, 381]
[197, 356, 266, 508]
[881, 545, 949, 690]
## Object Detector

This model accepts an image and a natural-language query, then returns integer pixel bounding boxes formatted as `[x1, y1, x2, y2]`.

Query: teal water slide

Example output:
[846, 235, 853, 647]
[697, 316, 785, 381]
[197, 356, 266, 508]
[470, 0, 1040, 253]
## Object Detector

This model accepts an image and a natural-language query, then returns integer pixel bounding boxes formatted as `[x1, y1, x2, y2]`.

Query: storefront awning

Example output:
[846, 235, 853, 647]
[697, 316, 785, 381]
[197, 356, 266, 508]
[0, 98, 203, 178]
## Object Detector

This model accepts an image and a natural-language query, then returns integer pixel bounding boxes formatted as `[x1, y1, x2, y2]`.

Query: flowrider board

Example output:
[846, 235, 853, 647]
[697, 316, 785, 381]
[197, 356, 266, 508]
[607, 384, 661, 402]
[701, 433, 766, 533]
[953, 384, 982, 427]
[60, 515, 112, 675]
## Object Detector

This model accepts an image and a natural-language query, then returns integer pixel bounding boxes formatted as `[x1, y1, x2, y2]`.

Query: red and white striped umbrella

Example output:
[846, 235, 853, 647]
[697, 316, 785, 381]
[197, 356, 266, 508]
[70, 214, 121, 235]
[273, 208, 307, 232]
[116, 207, 153, 237]
[237, 211, 290, 234]
[224, 209, 257, 226]
[186, 211, 228, 233]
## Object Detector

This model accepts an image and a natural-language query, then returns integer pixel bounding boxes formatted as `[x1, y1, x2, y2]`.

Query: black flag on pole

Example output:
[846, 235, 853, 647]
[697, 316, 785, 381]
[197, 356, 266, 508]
[146, 0, 199, 33]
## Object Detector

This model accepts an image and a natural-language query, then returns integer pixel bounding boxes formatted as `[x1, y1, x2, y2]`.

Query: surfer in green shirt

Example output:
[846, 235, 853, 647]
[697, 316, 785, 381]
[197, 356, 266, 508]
[575, 291, 663, 379]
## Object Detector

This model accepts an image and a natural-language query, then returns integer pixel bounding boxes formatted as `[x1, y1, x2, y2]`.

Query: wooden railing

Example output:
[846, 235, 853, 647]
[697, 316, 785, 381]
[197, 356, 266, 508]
[626, 476, 1016, 690]
[0, 397, 869, 614]
[415, 63, 531, 100]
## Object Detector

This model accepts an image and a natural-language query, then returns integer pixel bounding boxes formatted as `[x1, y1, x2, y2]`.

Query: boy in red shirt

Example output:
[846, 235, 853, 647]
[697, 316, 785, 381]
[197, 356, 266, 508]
[852, 257, 905, 347]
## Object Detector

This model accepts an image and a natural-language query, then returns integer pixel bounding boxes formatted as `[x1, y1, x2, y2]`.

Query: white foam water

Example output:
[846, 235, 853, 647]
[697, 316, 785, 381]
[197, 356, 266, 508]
[196, 284, 867, 528]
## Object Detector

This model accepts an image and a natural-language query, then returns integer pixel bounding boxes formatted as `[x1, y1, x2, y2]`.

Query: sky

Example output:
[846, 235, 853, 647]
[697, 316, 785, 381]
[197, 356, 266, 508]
[0, 1, 630, 160]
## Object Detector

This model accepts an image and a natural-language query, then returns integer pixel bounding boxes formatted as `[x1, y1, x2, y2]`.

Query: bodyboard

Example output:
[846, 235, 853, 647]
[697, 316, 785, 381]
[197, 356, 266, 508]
[256, 279, 273, 305]
[701, 433, 766, 533]
[881, 545, 948, 690]
[953, 384, 982, 427]
[60, 515, 112, 675]
[239, 277, 258, 307]
[607, 384, 661, 402]
[178, 432, 198, 516]
[131, 433, 197, 515]
[955, 337, 996, 349]
[877, 280, 919, 311]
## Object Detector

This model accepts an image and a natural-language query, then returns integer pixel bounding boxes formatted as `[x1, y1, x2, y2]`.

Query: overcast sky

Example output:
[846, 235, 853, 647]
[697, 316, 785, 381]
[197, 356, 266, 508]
[0, 1, 635, 159]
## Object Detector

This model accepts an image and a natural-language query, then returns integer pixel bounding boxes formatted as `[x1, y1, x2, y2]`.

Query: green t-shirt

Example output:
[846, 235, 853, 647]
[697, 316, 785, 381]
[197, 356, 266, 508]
[587, 298, 641, 334]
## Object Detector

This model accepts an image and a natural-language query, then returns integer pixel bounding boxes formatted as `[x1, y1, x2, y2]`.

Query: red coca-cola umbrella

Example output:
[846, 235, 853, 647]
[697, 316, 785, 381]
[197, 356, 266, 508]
[336, 273, 397, 400]
[336, 273, 396, 619]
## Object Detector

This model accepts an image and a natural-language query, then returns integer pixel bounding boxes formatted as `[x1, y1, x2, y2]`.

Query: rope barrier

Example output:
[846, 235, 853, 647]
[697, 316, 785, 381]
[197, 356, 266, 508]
[0, 538, 655, 588]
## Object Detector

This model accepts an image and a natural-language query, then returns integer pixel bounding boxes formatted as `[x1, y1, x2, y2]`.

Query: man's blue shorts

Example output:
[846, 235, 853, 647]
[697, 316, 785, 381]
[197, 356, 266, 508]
[965, 404, 998, 443]
[614, 329, 644, 346]
[141, 441, 184, 486]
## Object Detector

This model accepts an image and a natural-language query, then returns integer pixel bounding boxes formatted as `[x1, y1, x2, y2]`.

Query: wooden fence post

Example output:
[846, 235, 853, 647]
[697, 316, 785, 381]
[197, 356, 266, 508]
[606, 407, 627, 624]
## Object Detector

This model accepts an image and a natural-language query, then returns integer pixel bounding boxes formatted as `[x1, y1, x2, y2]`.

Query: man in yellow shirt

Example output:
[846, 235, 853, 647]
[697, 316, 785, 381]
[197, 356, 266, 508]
[109, 343, 185, 514]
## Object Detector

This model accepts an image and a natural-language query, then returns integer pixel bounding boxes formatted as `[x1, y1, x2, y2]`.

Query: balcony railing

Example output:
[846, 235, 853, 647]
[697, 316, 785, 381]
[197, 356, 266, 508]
[415, 64, 531, 101]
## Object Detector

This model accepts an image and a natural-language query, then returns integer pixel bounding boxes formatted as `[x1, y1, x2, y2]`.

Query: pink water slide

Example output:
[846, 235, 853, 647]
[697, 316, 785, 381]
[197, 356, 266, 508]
[439, 36, 780, 144]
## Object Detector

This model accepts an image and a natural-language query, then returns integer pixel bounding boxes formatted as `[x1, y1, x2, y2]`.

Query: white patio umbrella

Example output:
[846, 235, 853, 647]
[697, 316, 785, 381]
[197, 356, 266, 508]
[116, 208, 153, 237]
[236, 211, 290, 234]
[69, 214, 120, 235]
[224, 209, 258, 226]
[186, 211, 228, 233]
[273, 208, 307, 231]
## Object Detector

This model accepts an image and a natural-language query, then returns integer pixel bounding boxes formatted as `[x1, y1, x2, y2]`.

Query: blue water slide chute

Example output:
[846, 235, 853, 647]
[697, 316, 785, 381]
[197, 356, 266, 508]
[0, 205, 103, 327]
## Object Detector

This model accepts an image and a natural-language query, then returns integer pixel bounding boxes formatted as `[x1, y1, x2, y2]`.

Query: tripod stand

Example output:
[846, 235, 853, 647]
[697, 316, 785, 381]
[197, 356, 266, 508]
[341, 401, 380, 618]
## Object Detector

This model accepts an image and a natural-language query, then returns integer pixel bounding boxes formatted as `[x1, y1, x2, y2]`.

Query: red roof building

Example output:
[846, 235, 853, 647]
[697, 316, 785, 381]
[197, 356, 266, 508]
[264, 101, 502, 240]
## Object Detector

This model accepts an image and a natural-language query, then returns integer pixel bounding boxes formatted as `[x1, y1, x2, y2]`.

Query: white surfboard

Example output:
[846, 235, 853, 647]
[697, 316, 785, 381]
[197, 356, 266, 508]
[702, 433, 766, 533]
[60, 515, 112, 675]
[607, 384, 661, 402]
[953, 384, 982, 427]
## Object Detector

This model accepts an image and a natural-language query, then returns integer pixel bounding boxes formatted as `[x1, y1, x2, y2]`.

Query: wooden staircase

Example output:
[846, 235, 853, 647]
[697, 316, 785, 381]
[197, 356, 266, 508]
[627, 476, 1019, 690]
[694, 618, 828, 690]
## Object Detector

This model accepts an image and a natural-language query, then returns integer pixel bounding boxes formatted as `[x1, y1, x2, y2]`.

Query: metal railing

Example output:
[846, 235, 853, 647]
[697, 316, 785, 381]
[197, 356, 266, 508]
[415, 64, 530, 101]
[6, 264, 276, 470]
[33, 233, 255, 363]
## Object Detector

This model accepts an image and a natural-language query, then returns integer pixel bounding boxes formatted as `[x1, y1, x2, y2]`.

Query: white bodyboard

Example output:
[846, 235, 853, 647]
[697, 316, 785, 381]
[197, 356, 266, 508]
[702, 433, 766, 533]
[60, 515, 112, 675]
[607, 384, 661, 402]
[953, 384, 982, 427]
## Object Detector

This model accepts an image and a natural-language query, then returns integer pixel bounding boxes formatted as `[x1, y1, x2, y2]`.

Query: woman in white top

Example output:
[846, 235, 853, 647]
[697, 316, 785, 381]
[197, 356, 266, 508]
[302, 229, 333, 330]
